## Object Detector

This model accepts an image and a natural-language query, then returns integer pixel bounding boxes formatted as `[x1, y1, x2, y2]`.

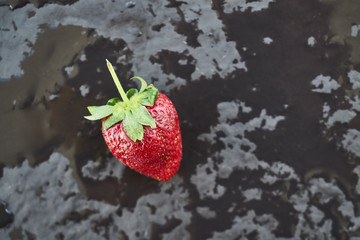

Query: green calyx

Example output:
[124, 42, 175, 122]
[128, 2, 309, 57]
[84, 60, 158, 142]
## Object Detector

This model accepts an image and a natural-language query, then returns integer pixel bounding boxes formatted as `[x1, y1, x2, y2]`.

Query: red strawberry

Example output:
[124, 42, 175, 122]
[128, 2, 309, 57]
[85, 60, 182, 181]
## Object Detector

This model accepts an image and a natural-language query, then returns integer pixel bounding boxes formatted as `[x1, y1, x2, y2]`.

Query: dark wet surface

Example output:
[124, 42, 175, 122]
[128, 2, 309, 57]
[0, 0, 78, 9]
[1, 0, 360, 239]
[0, 200, 14, 228]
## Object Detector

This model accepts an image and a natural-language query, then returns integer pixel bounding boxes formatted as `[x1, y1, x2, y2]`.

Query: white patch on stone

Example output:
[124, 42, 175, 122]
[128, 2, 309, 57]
[81, 157, 125, 180]
[223, 0, 275, 13]
[243, 188, 262, 202]
[296, 217, 333, 239]
[261, 161, 299, 185]
[342, 129, 360, 157]
[240, 101, 252, 113]
[79, 84, 90, 97]
[227, 203, 237, 213]
[308, 206, 325, 225]
[309, 178, 360, 229]
[288, 186, 334, 239]
[194, 100, 287, 199]
[178, 58, 187, 65]
[311, 74, 340, 93]
[260, 174, 279, 185]
[208, 211, 278, 239]
[307, 36, 316, 47]
[118, 176, 191, 240]
[247, 109, 285, 131]
[348, 70, 360, 90]
[263, 37, 273, 45]
[289, 189, 309, 213]
[0, 0, 246, 91]
[0, 153, 116, 239]
[79, 53, 87, 61]
[49, 94, 59, 101]
[322, 102, 330, 118]
[64, 65, 74, 77]
[347, 95, 360, 112]
[0, 153, 192, 239]
[190, 158, 226, 200]
[326, 109, 356, 128]
[217, 101, 240, 122]
[196, 207, 216, 219]
[116, 54, 127, 64]
[351, 25, 360, 37]
[125, 1, 136, 8]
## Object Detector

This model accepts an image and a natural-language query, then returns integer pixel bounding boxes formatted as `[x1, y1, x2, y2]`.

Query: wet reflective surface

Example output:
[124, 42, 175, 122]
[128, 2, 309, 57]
[1, 0, 360, 239]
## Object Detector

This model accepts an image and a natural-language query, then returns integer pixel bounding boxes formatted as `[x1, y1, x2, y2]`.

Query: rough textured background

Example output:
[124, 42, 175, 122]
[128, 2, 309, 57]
[1, 0, 360, 239]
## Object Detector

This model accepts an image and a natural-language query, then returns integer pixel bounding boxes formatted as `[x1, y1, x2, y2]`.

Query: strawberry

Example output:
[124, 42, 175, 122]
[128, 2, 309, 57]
[85, 60, 182, 181]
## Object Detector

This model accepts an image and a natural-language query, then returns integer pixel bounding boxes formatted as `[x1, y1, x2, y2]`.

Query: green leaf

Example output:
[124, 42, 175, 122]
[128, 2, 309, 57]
[123, 111, 144, 142]
[148, 89, 158, 105]
[140, 89, 158, 106]
[103, 114, 122, 129]
[139, 97, 152, 106]
[107, 97, 121, 106]
[131, 76, 147, 92]
[126, 88, 138, 99]
[84, 105, 114, 120]
[84, 75, 160, 142]
[132, 105, 156, 128]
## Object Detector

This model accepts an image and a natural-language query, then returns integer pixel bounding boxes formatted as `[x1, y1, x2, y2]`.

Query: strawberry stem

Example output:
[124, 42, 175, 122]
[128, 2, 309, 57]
[106, 59, 129, 104]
